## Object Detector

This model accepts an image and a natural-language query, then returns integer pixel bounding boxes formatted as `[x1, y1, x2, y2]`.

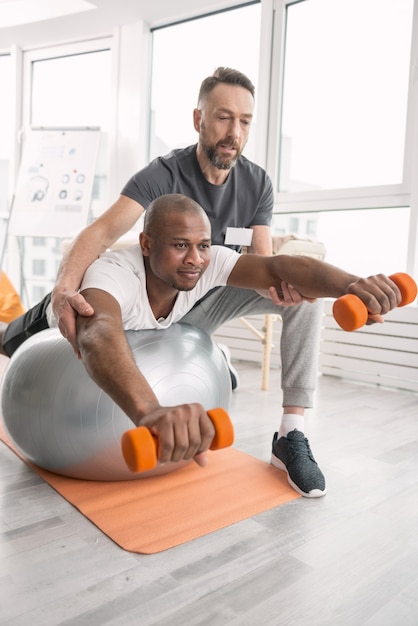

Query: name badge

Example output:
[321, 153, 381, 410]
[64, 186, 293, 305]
[224, 227, 253, 246]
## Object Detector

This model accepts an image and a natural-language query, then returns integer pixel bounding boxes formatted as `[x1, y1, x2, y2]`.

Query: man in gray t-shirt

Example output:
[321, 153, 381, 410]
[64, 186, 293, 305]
[122, 144, 273, 252]
[1, 67, 326, 498]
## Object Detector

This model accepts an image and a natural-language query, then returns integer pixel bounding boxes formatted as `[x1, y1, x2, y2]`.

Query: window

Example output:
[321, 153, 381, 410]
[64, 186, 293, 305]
[269, 0, 417, 278]
[0, 54, 12, 267]
[306, 220, 317, 238]
[33, 237, 46, 246]
[18, 41, 112, 305]
[32, 259, 46, 275]
[149, 3, 261, 161]
[0, 55, 12, 213]
[277, 0, 414, 193]
[31, 50, 111, 130]
[272, 206, 410, 275]
[28, 46, 111, 218]
[31, 285, 47, 303]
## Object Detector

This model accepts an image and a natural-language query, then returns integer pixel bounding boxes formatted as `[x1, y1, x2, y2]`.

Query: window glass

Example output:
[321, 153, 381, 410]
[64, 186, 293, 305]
[22, 47, 111, 305]
[30, 48, 111, 218]
[32, 259, 46, 275]
[150, 3, 261, 161]
[279, 0, 414, 192]
[0, 54, 12, 258]
[31, 50, 111, 129]
[272, 207, 409, 276]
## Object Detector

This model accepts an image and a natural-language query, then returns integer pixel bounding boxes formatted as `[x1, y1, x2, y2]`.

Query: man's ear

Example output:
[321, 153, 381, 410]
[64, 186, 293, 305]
[193, 108, 201, 132]
[139, 232, 151, 257]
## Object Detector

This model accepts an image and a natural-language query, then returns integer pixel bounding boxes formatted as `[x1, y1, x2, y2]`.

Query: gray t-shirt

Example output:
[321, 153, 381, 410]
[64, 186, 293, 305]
[121, 144, 274, 252]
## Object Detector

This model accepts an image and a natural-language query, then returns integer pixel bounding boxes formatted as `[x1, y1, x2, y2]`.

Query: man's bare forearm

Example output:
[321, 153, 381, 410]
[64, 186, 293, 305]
[229, 253, 357, 297]
[77, 314, 158, 426]
[273, 255, 357, 299]
[75, 290, 215, 467]
[229, 253, 401, 315]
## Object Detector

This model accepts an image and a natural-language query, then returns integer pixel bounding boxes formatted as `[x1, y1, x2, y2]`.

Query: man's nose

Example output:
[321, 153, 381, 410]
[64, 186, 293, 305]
[185, 246, 204, 265]
[228, 117, 241, 139]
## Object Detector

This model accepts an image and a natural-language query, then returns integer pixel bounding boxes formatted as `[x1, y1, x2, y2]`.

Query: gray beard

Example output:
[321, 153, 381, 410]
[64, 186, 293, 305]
[202, 144, 238, 170]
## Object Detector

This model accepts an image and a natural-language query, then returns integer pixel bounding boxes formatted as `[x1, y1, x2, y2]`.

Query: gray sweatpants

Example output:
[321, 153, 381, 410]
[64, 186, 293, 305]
[179, 286, 324, 408]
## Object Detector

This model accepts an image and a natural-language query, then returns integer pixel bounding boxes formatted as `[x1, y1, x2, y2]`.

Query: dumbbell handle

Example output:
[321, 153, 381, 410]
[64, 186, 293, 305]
[121, 407, 234, 473]
[333, 272, 417, 332]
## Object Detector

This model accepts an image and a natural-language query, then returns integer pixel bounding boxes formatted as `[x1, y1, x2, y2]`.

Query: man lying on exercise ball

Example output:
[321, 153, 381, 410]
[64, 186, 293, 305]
[0, 193, 405, 495]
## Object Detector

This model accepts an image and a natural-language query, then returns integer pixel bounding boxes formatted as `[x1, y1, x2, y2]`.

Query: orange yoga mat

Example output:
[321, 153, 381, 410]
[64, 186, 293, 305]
[0, 422, 300, 554]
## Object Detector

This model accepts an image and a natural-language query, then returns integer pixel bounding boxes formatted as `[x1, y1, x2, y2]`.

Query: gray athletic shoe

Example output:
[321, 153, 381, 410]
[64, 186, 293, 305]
[271, 429, 326, 498]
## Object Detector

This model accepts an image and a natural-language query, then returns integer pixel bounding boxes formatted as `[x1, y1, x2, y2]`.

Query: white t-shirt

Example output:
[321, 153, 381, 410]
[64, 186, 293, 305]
[77, 244, 240, 330]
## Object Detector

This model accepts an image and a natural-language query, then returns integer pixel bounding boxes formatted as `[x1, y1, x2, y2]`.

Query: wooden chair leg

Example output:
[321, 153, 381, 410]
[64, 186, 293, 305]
[261, 315, 274, 390]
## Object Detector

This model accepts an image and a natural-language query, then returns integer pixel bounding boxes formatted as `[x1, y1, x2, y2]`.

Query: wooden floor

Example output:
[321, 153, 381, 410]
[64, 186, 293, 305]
[1, 355, 418, 626]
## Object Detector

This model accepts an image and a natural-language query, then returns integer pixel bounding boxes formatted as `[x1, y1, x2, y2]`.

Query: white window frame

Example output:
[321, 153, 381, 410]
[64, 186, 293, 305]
[262, 0, 418, 277]
[20, 27, 151, 205]
[21, 38, 113, 144]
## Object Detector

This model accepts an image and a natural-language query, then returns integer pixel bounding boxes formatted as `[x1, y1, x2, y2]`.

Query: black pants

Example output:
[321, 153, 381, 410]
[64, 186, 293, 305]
[3, 293, 52, 357]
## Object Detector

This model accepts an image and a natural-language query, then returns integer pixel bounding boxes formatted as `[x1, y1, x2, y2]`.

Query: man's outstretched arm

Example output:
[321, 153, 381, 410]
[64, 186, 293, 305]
[76, 288, 215, 466]
[228, 254, 402, 319]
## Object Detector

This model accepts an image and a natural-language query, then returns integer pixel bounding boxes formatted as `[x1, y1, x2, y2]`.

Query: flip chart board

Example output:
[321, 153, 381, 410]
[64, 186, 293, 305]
[9, 128, 100, 237]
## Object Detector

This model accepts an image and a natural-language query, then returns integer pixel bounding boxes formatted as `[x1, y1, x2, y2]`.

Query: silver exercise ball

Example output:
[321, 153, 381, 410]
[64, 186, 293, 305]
[0, 324, 232, 481]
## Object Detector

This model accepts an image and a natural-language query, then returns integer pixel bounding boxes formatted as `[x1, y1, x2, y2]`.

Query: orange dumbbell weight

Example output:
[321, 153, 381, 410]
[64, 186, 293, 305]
[121, 407, 234, 473]
[333, 272, 417, 332]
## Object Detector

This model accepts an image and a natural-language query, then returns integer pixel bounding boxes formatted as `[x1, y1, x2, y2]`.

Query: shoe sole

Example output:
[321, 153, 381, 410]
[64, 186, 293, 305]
[229, 368, 239, 390]
[271, 453, 327, 498]
[217, 343, 239, 390]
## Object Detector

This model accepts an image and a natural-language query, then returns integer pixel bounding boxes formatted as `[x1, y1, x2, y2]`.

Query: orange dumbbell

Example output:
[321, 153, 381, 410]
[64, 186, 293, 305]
[333, 272, 417, 332]
[121, 407, 234, 473]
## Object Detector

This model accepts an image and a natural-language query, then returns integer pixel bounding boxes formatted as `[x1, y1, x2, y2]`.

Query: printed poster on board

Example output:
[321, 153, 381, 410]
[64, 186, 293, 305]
[9, 128, 101, 238]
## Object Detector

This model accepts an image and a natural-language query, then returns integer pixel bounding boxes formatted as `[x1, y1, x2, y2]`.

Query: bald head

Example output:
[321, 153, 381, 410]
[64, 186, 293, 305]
[140, 194, 212, 294]
[144, 194, 211, 238]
